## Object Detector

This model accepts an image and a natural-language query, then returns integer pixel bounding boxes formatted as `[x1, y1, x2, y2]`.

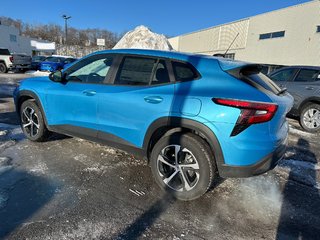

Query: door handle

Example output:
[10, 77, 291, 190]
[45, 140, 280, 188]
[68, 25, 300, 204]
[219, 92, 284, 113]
[144, 96, 163, 104]
[82, 90, 96, 96]
[305, 86, 314, 90]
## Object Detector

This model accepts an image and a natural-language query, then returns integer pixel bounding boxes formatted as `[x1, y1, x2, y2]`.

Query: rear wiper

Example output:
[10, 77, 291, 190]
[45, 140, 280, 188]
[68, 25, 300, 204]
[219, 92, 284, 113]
[278, 88, 287, 95]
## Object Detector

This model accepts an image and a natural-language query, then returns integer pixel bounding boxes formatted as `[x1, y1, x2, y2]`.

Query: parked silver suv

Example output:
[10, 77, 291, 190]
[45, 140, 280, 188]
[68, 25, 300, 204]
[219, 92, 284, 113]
[269, 66, 320, 132]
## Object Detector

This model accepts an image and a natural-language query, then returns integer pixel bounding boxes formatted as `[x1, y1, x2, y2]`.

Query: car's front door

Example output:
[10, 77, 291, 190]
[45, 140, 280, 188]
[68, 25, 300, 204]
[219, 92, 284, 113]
[97, 55, 174, 148]
[45, 54, 114, 138]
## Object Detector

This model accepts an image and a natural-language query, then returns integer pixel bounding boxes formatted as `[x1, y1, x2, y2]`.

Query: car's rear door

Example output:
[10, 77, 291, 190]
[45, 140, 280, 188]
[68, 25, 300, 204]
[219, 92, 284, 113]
[45, 54, 114, 138]
[269, 67, 298, 89]
[285, 68, 320, 107]
[97, 55, 174, 148]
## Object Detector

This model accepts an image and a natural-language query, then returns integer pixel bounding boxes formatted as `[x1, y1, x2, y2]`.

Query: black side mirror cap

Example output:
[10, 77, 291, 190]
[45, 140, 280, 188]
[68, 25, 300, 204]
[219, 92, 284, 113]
[49, 71, 64, 82]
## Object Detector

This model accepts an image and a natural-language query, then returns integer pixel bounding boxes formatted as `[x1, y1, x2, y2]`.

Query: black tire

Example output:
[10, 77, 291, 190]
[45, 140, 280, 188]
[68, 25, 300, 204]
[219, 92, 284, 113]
[20, 100, 49, 141]
[0, 62, 7, 73]
[299, 103, 320, 133]
[150, 132, 217, 201]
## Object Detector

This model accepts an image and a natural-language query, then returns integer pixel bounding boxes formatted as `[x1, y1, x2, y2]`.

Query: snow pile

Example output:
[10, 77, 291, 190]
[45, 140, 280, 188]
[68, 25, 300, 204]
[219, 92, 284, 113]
[113, 25, 173, 50]
[25, 70, 50, 76]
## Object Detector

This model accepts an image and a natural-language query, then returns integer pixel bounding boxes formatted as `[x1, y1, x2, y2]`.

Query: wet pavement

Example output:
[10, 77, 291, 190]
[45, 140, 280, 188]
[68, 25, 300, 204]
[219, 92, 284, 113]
[0, 73, 320, 239]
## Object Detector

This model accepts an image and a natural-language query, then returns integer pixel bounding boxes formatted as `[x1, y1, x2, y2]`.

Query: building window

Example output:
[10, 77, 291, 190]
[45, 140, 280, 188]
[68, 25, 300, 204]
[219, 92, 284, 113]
[224, 53, 235, 60]
[259, 31, 285, 40]
[10, 34, 17, 42]
[259, 33, 272, 40]
[317, 26, 320, 33]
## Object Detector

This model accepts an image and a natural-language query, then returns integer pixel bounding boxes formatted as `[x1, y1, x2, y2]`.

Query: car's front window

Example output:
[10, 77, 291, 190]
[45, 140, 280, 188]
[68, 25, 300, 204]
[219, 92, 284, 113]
[65, 55, 113, 84]
[294, 69, 320, 82]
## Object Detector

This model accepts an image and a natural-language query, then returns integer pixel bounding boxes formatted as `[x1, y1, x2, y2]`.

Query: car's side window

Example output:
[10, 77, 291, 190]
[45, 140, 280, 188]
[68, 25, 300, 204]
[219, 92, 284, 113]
[114, 57, 157, 85]
[151, 60, 170, 85]
[172, 61, 199, 81]
[269, 69, 296, 82]
[65, 55, 113, 84]
[294, 69, 320, 82]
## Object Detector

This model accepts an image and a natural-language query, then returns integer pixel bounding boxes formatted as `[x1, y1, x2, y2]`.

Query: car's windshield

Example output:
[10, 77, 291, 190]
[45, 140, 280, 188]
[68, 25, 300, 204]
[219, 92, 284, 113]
[45, 57, 64, 63]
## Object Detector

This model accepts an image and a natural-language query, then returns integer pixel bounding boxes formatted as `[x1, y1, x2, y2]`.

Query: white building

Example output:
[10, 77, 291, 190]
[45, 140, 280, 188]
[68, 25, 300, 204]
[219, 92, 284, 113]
[169, 0, 320, 71]
[0, 24, 55, 56]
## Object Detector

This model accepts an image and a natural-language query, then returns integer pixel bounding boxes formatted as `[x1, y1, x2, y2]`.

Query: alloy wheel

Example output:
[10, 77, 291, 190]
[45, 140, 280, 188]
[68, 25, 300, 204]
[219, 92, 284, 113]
[157, 145, 200, 192]
[303, 108, 320, 129]
[21, 106, 40, 137]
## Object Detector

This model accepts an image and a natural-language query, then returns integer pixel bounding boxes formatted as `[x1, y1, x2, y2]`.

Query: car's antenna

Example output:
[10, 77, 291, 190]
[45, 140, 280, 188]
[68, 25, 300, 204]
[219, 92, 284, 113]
[224, 33, 239, 57]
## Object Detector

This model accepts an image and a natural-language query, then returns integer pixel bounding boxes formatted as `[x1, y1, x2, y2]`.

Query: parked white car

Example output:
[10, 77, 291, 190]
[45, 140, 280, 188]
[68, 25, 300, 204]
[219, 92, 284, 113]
[0, 48, 32, 73]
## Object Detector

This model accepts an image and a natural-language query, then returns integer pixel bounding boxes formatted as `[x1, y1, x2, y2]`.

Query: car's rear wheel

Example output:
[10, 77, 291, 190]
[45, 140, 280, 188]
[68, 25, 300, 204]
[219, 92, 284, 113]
[20, 100, 49, 141]
[150, 133, 217, 201]
[0, 62, 7, 73]
[300, 103, 320, 132]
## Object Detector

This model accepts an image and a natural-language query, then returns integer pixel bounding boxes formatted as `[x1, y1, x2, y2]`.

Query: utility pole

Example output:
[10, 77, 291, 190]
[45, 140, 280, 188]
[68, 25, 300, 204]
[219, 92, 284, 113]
[62, 14, 71, 55]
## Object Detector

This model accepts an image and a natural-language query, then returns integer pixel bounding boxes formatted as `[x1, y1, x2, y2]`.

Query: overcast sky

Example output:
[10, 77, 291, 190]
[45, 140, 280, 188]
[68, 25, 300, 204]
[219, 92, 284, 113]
[0, 0, 312, 36]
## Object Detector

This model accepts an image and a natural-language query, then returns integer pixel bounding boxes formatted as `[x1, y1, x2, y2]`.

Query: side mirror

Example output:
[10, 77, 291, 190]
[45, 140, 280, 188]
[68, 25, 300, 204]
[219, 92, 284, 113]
[49, 71, 64, 82]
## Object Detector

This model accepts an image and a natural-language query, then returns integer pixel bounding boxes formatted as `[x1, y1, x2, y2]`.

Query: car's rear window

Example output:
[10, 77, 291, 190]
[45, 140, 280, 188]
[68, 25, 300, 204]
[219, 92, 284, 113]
[172, 61, 199, 81]
[0, 49, 10, 55]
[269, 68, 296, 82]
[115, 56, 157, 85]
[228, 65, 282, 95]
[246, 73, 282, 95]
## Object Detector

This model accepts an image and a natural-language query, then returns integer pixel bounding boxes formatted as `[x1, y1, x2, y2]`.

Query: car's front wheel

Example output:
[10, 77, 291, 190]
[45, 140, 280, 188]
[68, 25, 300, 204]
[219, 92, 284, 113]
[150, 133, 217, 201]
[300, 103, 320, 132]
[20, 100, 49, 141]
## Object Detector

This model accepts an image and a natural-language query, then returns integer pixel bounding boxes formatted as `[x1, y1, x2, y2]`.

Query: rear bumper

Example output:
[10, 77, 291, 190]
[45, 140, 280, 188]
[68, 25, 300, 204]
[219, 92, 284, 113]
[11, 64, 31, 69]
[218, 139, 286, 178]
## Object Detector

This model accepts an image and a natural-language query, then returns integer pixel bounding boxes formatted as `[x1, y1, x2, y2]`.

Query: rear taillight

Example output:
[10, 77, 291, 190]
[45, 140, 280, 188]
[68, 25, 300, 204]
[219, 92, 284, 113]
[9, 56, 13, 63]
[213, 98, 278, 136]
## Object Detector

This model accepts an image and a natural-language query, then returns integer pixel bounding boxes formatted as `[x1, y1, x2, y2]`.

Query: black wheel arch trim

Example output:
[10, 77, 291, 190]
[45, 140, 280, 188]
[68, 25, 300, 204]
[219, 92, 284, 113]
[143, 117, 225, 174]
[15, 90, 49, 126]
[298, 97, 320, 113]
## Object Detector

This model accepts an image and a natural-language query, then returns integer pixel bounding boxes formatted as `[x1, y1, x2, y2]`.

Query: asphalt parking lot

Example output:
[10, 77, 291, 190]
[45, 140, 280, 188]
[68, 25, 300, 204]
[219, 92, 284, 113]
[0, 73, 320, 239]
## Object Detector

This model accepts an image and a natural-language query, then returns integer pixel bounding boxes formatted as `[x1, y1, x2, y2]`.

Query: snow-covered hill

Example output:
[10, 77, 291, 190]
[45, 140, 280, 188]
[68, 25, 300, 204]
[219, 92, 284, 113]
[113, 25, 172, 50]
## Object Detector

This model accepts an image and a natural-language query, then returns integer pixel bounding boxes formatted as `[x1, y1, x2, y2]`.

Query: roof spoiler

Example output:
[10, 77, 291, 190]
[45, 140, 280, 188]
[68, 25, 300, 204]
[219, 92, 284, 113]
[227, 64, 262, 78]
[217, 57, 261, 71]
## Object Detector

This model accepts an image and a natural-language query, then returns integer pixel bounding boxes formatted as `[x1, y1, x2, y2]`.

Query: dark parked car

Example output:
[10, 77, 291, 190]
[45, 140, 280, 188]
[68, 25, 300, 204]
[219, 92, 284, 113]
[31, 56, 47, 70]
[269, 66, 320, 132]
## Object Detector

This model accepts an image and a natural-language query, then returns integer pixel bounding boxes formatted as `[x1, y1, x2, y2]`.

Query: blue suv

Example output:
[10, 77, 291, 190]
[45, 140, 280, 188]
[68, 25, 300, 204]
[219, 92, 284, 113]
[14, 49, 293, 200]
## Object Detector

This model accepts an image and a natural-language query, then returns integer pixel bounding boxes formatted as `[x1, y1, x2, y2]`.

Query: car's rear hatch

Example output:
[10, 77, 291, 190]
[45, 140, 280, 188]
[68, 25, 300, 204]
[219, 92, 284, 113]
[218, 58, 294, 134]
